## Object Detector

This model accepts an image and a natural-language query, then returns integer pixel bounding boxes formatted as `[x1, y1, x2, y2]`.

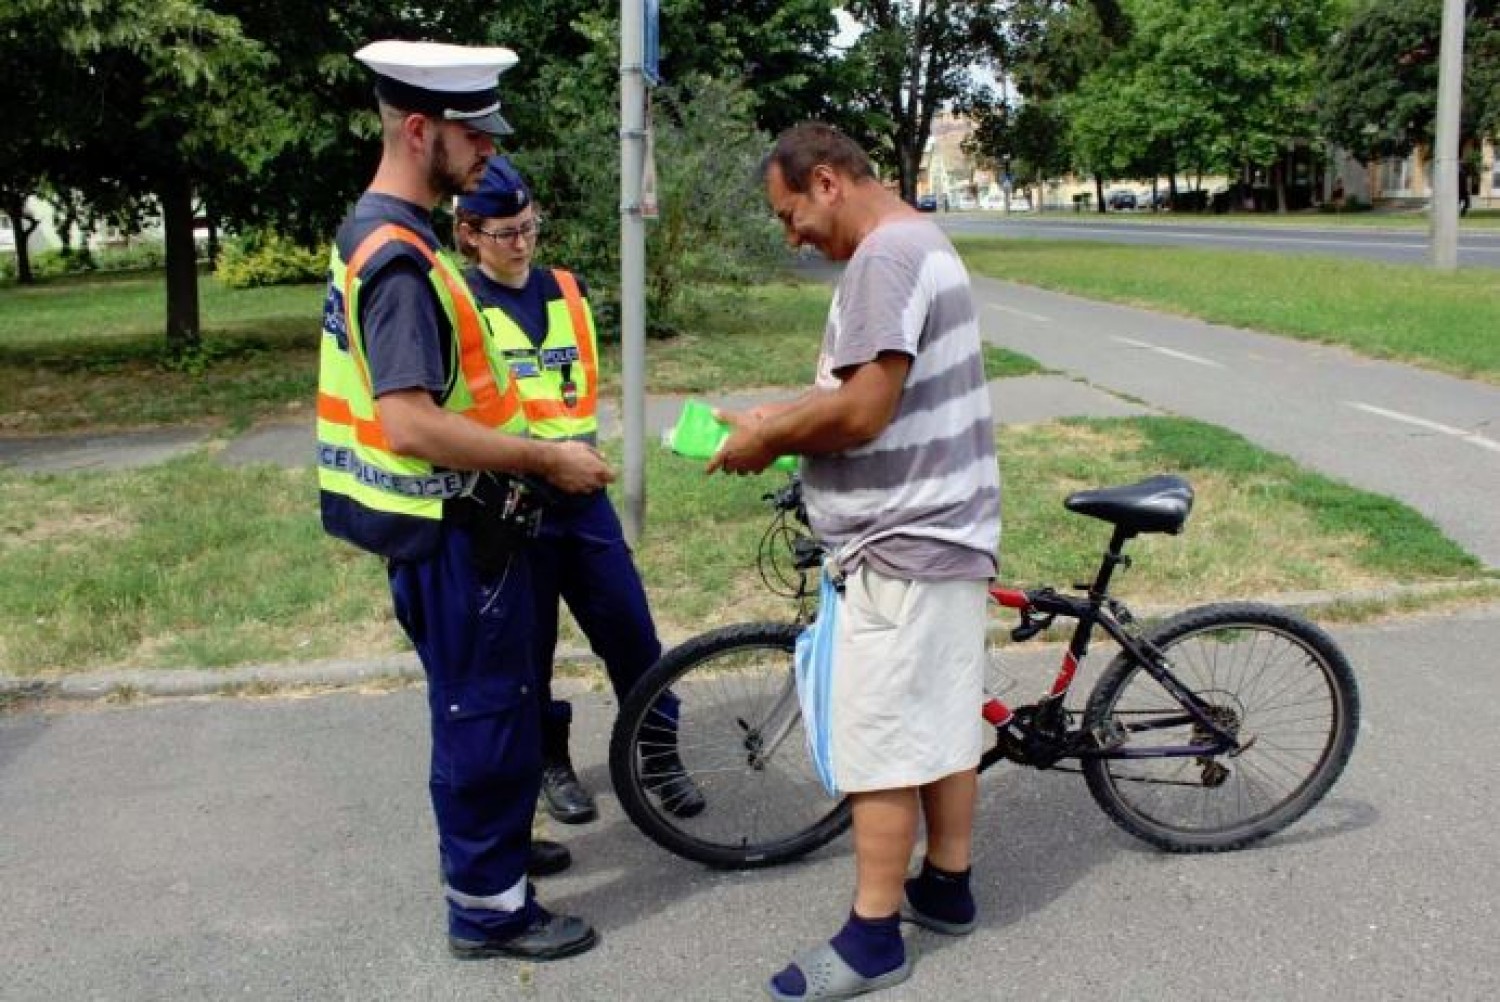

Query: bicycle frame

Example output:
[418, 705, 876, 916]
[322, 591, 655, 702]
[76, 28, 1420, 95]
[764, 474, 1240, 767]
[985, 524, 1243, 765]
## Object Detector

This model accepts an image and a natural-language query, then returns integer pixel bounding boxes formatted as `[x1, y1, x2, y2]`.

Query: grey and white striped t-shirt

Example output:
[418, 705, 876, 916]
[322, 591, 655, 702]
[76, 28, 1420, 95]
[802, 217, 1001, 581]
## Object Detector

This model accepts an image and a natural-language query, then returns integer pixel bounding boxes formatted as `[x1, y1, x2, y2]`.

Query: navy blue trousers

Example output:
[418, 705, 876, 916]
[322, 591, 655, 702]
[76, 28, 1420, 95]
[389, 526, 541, 941]
[530, 491, 665, 742]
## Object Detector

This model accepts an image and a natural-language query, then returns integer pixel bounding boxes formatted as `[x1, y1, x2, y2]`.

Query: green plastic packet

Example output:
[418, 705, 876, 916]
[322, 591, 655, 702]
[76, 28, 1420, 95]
[664, 398, 797, 472]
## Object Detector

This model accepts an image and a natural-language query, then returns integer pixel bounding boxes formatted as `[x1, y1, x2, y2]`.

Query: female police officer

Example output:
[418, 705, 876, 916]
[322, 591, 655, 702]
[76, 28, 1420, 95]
[454, 157, 704, 825]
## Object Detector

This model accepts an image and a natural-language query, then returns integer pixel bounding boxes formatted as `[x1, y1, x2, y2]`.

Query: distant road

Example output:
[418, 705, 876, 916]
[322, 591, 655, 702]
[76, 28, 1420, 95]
[940, 214, 1500, 268]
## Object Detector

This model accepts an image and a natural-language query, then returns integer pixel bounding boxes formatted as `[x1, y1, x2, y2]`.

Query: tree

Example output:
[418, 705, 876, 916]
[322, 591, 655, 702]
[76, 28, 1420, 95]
[979, 0, 1133, 210]
[963, 97, 1073, 204]
[1319, 0, 1500, 164]
[0, 9, 82, 284]
[9, 0, 269, 351]
[1055, 0, 1336, 211]
[839, 1, 1006, 199]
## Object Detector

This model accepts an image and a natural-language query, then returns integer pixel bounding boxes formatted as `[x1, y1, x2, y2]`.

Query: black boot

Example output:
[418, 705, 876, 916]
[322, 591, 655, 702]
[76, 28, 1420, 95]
[642, 746, 706, 819]
[527, 839, 572, 877]
[541, 715, 597, 825]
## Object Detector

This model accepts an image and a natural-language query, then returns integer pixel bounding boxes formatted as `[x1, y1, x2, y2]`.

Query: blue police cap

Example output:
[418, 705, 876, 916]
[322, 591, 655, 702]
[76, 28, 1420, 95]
[457, 156, 533, 218]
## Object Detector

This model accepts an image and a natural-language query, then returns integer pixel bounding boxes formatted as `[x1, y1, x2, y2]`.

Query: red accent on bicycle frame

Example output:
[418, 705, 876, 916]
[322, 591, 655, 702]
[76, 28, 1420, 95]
[1050, 651, 1080, 697]
[982, 698, 1014, 726]
[991, 586, 1030, 610]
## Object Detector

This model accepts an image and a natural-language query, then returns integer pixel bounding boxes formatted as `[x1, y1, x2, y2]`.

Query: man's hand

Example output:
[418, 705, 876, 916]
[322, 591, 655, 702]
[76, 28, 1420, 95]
[537, 441, 615, 493]
[706, 410, 777, 475]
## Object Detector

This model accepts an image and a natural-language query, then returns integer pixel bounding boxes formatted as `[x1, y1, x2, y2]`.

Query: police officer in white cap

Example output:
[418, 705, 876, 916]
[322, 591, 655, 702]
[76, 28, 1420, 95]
[315, 39, 610, 961]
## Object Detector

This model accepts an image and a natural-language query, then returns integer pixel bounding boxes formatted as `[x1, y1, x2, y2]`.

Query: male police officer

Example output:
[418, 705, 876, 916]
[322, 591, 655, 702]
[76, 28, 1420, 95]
[316, 40, 608, 961]
[452, 157, 704, 825]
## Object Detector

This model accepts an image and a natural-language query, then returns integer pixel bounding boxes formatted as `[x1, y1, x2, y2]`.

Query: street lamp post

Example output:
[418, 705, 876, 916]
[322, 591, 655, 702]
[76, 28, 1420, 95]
[1430, 0, 1466, 271]
[619, 0, 647, 542]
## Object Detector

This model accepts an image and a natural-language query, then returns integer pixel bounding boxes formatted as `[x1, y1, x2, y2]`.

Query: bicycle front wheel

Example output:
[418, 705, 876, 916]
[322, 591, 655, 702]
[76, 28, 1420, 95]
[608, 622, 852, 869]
[1082, 602, 1359, 853]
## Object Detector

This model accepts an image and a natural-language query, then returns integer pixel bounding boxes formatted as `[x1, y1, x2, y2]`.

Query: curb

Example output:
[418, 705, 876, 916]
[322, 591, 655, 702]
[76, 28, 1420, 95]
[4, 581, 1496, 704]
[0, 649, 604, 704]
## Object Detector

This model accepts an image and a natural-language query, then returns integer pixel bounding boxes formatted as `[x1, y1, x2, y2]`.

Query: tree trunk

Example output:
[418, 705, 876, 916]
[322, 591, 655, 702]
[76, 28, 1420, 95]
[160, 177, 201, 355]
[1094, 174, 1106, 213]
[3, 196, 36, 285]
[899, 143, 920, 204]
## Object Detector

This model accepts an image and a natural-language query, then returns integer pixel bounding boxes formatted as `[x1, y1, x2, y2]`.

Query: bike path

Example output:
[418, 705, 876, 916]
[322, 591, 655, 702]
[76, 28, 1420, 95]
[968, 275, 1500, 570]
[4, 606, 1499, 1000]
[0, 375, 1147, 474]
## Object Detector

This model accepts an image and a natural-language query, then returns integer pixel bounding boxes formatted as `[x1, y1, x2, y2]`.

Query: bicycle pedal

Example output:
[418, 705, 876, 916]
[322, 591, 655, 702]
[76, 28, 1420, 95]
[1092, 720, 1127, 751]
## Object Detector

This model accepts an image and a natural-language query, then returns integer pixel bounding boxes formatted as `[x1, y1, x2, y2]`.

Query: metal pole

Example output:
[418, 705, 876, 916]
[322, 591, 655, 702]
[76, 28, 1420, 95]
[1430, 0, 1466, 271]
[620, 0, 647, 542]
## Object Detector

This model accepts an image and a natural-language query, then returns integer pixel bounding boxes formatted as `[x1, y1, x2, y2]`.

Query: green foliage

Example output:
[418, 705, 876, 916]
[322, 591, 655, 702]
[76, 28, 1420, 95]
[1319, 0, 1500, 162]
[841, 1, 1007, 196]
[517, 64, 784, 340]
[216, 232, 328, 290]
[28, 248, 97, 279]
[95, 242, 168, 272]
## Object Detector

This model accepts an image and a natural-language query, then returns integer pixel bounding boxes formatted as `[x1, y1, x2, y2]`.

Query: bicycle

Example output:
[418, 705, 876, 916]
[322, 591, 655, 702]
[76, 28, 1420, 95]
[609, 473, 1360, 869]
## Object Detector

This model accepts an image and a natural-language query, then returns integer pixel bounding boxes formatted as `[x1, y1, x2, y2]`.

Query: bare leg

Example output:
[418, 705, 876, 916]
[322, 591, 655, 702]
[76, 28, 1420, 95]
[849, 787, 920, 917]
[919, 767, 978, 872]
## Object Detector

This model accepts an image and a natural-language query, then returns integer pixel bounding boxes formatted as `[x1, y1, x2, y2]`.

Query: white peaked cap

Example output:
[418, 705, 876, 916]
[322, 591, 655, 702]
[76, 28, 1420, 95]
[354, 40, 520, 136]
[355, 40, 518, 93]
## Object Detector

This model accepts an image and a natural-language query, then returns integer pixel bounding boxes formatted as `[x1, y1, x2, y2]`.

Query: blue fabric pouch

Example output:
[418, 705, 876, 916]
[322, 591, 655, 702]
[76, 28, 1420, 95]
[794, 568, 843, 797]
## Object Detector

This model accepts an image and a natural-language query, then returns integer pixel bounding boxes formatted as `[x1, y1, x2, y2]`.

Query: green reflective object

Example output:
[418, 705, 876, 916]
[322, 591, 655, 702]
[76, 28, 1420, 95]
[664, 398, 798, 471]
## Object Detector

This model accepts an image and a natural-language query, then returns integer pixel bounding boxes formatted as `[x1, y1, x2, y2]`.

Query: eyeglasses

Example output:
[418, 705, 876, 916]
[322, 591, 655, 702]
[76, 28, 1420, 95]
[470, 218, 542, 243]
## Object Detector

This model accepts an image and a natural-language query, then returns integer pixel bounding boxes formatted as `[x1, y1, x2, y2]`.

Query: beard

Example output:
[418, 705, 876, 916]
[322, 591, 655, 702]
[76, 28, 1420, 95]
[427, 130, 477, 199]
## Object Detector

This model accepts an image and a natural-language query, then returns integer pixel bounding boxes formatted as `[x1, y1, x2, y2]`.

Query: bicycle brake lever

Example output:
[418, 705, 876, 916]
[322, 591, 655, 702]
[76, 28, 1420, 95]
[1011, 611, 1054, 643]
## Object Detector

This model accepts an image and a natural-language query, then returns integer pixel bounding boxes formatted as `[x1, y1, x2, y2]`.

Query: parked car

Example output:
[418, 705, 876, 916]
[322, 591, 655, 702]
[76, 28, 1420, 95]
[916, 194, 938, 212]
[981, 192, 1034, 212]
[1106, 189, 1137, 211]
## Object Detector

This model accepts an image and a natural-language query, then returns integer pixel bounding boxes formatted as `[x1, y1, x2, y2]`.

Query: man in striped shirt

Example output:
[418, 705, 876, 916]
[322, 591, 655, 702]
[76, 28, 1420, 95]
[711, 122, 1001, 1001]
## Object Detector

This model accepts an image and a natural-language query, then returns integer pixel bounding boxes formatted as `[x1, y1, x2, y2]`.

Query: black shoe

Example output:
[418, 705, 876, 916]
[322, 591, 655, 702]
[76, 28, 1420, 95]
[449, 912, 598, 961]
[527, 839, 572, 878]
[642, 751, 707, 819]
[541, 762, 598, 825]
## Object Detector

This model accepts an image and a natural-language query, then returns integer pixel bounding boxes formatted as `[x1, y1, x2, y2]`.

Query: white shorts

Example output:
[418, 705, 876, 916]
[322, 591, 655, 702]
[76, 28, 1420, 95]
[828, 565, 988, 793]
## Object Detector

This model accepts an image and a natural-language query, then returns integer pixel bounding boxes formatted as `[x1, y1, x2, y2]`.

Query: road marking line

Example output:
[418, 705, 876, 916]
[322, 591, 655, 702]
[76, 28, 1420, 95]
[986, 302, 1052, 323]
[1345, 401, 1500, 454]
[1011, 224, 1500, 255]
[1111, 336, 1225, 368]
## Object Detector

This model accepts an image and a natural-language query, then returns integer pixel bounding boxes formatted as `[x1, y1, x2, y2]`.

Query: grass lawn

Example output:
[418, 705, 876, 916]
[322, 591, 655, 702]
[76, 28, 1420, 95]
[979, 208, 1500, 229]
[2, 260, 1492, 678]
[957, 237, 1500, 384]
[0, 270, 1043, 435]
[0, 415, 1484, 677]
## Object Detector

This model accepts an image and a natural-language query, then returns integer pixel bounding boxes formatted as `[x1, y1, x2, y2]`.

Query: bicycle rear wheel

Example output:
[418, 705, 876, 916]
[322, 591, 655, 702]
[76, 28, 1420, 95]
[608, 622, 852, 869]
[1082, 602, 1359, 853]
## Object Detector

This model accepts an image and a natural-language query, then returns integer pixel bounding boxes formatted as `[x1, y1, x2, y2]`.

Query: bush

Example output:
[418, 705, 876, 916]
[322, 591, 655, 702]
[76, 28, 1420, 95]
[515, 69, 782, 342]
[217, 231, 327, 288]
[96, 242, 167, 271]
[31, 247, 97, 278]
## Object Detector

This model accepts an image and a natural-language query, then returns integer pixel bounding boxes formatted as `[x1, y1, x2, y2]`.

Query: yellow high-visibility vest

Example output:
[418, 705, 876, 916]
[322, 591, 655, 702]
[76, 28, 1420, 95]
[480, 268, 598, 443]
[317, 223, 525, 560]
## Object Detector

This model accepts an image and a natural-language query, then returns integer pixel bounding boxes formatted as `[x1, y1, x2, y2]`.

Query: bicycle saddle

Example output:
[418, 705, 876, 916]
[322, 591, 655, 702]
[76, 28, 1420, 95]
[1064, 474, 1194, 535]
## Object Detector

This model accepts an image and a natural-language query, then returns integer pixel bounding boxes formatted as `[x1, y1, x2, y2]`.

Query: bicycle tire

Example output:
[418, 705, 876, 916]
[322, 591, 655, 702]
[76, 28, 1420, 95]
[608, 622, 853, 869]
[1081, 602, 1359, 853]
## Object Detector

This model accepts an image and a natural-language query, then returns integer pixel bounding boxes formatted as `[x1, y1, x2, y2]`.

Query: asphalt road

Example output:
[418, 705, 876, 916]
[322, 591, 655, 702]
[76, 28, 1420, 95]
[4, 607, 1500, 1001]
[970, 275, 1500, 570]
[941, 214, 1500, 268]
